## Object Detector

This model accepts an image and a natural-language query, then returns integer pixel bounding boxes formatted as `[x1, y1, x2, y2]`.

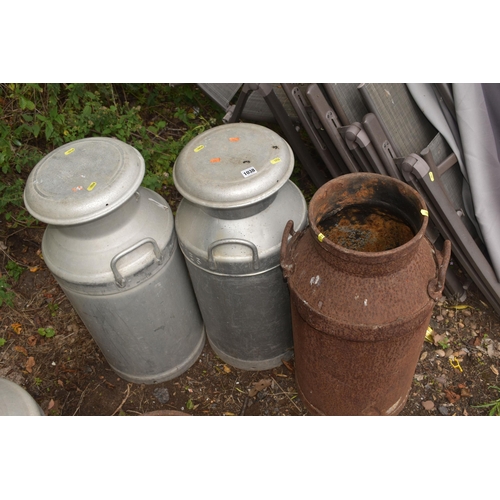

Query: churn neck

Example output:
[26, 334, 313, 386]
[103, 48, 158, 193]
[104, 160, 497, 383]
[308, 173, 429, 276]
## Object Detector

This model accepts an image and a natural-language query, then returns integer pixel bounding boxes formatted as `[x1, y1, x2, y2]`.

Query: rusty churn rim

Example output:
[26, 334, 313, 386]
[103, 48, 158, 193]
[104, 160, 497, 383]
[308, 172, 429, 264]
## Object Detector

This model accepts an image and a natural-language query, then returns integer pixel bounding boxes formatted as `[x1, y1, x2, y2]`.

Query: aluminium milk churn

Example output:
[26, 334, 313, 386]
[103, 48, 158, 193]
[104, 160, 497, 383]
[174, 123, 308, 370]
[0, 378, 44, 416]
[24, 137, 205, 384]
[280, 173, 451, 415]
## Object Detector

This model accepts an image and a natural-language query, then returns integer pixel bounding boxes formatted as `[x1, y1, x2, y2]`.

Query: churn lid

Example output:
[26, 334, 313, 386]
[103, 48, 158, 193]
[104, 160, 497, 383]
[24, 137, 145, 225]
[173, 123, 294, 208]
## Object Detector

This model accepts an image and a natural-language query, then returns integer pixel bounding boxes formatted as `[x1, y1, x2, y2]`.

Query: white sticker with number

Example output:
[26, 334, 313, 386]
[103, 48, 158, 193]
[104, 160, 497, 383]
[241, 166, 257, 178]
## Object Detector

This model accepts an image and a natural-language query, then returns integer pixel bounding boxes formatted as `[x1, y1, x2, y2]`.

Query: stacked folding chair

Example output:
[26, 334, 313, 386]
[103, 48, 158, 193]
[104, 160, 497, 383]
[197, 83, 500, 313]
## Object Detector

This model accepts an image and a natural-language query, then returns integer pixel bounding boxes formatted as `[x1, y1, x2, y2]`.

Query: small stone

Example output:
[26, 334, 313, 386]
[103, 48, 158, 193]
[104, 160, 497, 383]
[436, 349, 446, 357]
[463, 310, 472, 317]
[436, 315, 445, 322]
[448, 310, 455, 318]
[420, 351, 428, 361]
[445, 348, 454, 358]
[422, 400, 435, 410]
[438, 406, 449, 416]
[153, 387, 170, 404]
[435, 375, 447, 385]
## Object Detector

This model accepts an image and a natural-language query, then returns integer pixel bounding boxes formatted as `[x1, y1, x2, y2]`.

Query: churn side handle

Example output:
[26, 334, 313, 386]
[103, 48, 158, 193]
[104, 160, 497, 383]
[280, 220, 296, 280]
[207, 238, 260, 271]
[111, 237, 163, 288]
[428, 239, 452, 300]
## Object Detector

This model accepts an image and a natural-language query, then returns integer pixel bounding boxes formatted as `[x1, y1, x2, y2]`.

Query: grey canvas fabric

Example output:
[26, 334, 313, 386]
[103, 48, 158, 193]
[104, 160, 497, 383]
[407, 83, 482, 241]
[454, 83, 500, 281]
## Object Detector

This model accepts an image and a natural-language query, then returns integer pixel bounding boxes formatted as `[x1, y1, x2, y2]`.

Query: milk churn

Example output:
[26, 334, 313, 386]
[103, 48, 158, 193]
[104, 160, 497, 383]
[174, 123, 308, 370]
[281, 172, 451, 415]
[0, 378, 44, 416]
[24, 137, 205, 384]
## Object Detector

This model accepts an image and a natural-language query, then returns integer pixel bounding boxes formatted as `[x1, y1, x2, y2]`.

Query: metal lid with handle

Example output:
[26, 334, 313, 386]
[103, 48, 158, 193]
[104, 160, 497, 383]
[173, 123, 294, 209]
[24, 137, 145, 225]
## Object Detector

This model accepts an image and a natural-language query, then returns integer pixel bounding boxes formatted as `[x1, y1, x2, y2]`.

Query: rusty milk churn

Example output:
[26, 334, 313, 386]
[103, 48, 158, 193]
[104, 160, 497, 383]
[281, 172, 451, 415]
[174, 123, 308, 370]
[24, 137, 205, 384]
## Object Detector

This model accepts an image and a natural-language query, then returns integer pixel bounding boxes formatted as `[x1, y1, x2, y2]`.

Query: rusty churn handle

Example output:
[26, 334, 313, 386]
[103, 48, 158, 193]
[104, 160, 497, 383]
[280, 220, 296, 280]
[428, 239, 452, 300]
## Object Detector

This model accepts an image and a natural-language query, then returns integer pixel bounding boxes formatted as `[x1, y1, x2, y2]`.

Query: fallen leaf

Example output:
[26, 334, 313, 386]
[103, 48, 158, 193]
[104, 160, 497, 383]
[27, 336, 37, 346]
[57, 380, 64, 387]
[223, 412, 236, 416]
[420, 351, 428, 361]
[14, 345, 28, 356]
[11, 323, 22, 335]
[25, 356, 35, 373]
[248, 378, 272, 397]
[422, 400, 435, 410]
[282, 358, 294, 372]
[460, 388, 472, 397]
[445, 389, 460, 404]
[48, 399, 55, 410]
[490, 365, 499, 376]
[223, 364, 231, 374]
[29, 266, 39, 273]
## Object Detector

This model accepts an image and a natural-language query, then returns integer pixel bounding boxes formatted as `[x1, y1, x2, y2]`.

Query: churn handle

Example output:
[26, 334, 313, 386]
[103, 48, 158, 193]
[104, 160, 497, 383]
[428, 239, 452, 300]
[207, 238, 260, 271]
[280, 220, 296, 280]
[111, 237, 163, 288]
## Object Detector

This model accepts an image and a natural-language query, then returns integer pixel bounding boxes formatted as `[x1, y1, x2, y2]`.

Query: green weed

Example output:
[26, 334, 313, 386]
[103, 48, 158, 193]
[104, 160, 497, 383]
[0, 275, 15, 307]
[38, 327, 55, 338]
[473, 385, 500, 416]
[6, 261, 25, 282]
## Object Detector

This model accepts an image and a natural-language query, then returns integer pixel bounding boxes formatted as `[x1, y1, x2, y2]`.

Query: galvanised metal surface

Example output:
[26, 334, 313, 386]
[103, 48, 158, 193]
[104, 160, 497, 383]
[24, 139, 205, 384]
[281, 173, 451, 415]
[174, 124, 308, 370]
[0, 378, 44, 416]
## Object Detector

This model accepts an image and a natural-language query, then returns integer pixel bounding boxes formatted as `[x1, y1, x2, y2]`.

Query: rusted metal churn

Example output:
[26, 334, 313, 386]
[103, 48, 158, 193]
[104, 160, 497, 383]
[174, 123, 308, 370]
[23, 137, 205, 384]
[280, 172, 451, 415]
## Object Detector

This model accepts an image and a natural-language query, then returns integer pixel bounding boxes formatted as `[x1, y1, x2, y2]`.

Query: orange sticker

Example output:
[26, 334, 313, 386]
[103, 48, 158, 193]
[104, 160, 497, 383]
[210, 158, 221, 163]
[229, 137, 240, 142]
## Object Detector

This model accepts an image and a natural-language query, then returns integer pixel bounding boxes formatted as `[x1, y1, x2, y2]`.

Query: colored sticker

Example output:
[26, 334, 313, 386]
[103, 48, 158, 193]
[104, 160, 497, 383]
[65, 147, 75, 155]
[229, 137, 240, 142]
[241, 167, 257, 178]
[194, 145, 205, 152]
[210, 157, 221, 163]
[270, 157, 281, 164]
[87, 182, 97, 191]
[429, 171, 435, 182]
[318, 233, 325, 242]
[420, 209, 429, 217]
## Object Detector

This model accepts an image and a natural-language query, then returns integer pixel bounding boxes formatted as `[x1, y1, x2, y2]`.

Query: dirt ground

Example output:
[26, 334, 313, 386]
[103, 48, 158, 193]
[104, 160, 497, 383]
[1, 194, 500, 417]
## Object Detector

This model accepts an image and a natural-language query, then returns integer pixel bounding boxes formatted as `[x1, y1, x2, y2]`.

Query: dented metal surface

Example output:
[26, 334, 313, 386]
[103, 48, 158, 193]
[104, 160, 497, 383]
[281, 173, 451, 415]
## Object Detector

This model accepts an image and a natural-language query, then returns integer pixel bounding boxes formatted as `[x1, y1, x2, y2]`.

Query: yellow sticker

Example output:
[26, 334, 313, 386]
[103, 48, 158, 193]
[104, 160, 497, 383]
[429, 172, 435, 182]
[421, 209, 429, 217]
[64, 147, 75, 155]
[87, 182, 97, 191]
[194, 145, 205, 152]
[270, 157, 281, 164]
[318, 233, 325, 242]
